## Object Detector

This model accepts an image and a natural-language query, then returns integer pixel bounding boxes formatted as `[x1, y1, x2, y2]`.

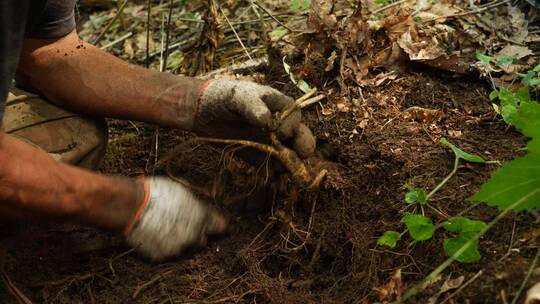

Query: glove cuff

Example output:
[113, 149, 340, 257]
[122, 176, 151, 236]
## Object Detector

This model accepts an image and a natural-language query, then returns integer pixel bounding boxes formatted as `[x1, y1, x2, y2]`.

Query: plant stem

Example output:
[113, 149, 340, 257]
[397, 188, 540, 303]
[426, 156, 460, 201]
[511, 245, 540, 304]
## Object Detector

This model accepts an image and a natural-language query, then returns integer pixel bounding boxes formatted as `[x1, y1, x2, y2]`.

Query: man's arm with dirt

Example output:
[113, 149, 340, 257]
[17, 30, 203, 130]
[16, 30, 316, 155]
[0, 131, 227, 260]
[0, 131, 143, 230]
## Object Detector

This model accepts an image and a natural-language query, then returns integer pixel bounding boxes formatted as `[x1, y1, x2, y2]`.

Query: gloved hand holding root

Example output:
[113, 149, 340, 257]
[1, 19, 317, 261]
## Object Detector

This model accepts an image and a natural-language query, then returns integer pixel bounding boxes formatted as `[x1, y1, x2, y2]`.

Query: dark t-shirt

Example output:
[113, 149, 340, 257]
[0, 0, 76, 124]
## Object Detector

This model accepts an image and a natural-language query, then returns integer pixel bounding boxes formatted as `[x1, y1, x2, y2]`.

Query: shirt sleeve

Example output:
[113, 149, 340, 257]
[25, 0, 77, 39]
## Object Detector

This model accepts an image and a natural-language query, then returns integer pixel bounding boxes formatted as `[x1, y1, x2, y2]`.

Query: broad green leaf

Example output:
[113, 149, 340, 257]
[444, 236, 481, 263]
[401, 214, 435, 241]
[440, 138, 487, 163]
[405, 189, 427, 205]
[475, 51, 493, 65]
[443, 217, 486, 263]
[471, 153, 540, 211]
[443, 217, 486, 235]
[377, 231, 401, 248]
[534, 63, 540, 72]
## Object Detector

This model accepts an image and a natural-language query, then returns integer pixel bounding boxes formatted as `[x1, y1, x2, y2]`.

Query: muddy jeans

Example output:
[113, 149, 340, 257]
[1, 87, 108, 170]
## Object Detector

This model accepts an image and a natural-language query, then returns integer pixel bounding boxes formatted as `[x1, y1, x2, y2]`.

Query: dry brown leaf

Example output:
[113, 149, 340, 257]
[526, 282, 540, 304]
[373, 269, 403, 303]
[403, 106, 442, 123]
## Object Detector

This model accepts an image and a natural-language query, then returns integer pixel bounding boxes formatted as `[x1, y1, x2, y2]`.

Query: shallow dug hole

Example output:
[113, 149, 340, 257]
[1, 67, 538, 303]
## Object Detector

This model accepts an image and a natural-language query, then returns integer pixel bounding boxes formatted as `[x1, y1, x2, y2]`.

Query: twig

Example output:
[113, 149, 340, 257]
[440, 270, 483, 304]
[511, 246, 540, 304]
[371, 0, 408, 15]
[99, 32, 132, 50]
[93, 0, 129, 45]
[162, 0, 175, 70]
[253, 1, 297, 33]
[219, 5, 253, 61]
[132, 269, 175, 298]
[421, 0, 511, 23]
[1, 270, 33, 304]
[145, 0, 152, 68]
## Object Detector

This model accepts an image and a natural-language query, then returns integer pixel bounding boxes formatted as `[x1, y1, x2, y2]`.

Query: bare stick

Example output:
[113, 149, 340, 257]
[93, 0, 128, 45]
[219, 6, 253, 61]
[253, 1, 297, 33]
[511, 246, 540, 304]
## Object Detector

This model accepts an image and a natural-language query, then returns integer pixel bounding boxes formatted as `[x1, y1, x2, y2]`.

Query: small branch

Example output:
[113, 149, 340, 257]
[219, 5, 253, 61]
[93, 0, 128, 45]
[421, 0, 510, 23]
[371, 0, 408, 15]
[145, 0, 151, 68]
[99, 32, 132, 50]
[511, 246, 540, 304]
[440, 270, 484, 304]
[253, 1, 297, 33]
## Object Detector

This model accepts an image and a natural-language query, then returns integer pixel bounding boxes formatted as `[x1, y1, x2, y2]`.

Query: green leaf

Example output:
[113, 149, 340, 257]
[377, 231, 401, 248]
[401, 214, 435, 241]
[440, 138, 487, 163]
[444, 236, 482, 263]
[443, 217, 486, 263]
[405, 189, 427, 205]
[290, 0, 311, 11]
[269, 27, 288, 40]
[489, 90, 499, 101]
[495, 54, 514, 66]
[471, 153, 540, 211]
[443, 217, 486, 234]
[476, 51, 493, 65]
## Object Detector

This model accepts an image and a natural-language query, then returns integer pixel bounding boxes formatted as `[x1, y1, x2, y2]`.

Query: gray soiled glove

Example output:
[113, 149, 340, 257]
[195, 80, 316, 158]
[126, 177, 227, 261]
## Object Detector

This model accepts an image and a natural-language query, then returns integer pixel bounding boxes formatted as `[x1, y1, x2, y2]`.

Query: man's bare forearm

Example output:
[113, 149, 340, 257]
[0, 132, 143, 231]
[16, 30, 204, 130]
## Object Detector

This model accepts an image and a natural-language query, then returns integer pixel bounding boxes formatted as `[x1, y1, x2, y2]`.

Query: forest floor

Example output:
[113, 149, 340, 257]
[2, 0, 540, 303]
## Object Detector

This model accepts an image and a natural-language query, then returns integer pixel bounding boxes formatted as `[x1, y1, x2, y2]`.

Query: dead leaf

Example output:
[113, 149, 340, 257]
[427, 275, 465, 304]
[526, 282, 540, 304]
[403, 106, 442, 123]
[373, 269, 403, 303]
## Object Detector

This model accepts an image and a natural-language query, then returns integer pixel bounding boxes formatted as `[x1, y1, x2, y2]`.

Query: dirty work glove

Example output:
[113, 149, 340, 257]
[124, 177, 227, 261]
[195, 80, 316, 158]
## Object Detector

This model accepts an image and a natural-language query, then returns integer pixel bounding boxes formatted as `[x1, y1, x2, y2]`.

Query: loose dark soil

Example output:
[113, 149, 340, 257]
[1, 65, 538, 303]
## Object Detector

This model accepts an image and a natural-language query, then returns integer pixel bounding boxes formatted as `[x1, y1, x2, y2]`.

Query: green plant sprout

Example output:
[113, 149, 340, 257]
[377, 138, 497, 263]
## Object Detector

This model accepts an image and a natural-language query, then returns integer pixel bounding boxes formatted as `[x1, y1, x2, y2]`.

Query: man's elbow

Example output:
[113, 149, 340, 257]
[16, 30, 79, 84]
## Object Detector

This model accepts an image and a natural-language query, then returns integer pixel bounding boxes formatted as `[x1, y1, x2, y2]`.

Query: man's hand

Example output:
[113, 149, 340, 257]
[125, 177, 227, 261]
[195, 80, 316, 158]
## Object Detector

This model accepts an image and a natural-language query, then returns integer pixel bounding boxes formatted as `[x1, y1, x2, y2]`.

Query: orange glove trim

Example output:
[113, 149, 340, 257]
[122, 177, 151, 237]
